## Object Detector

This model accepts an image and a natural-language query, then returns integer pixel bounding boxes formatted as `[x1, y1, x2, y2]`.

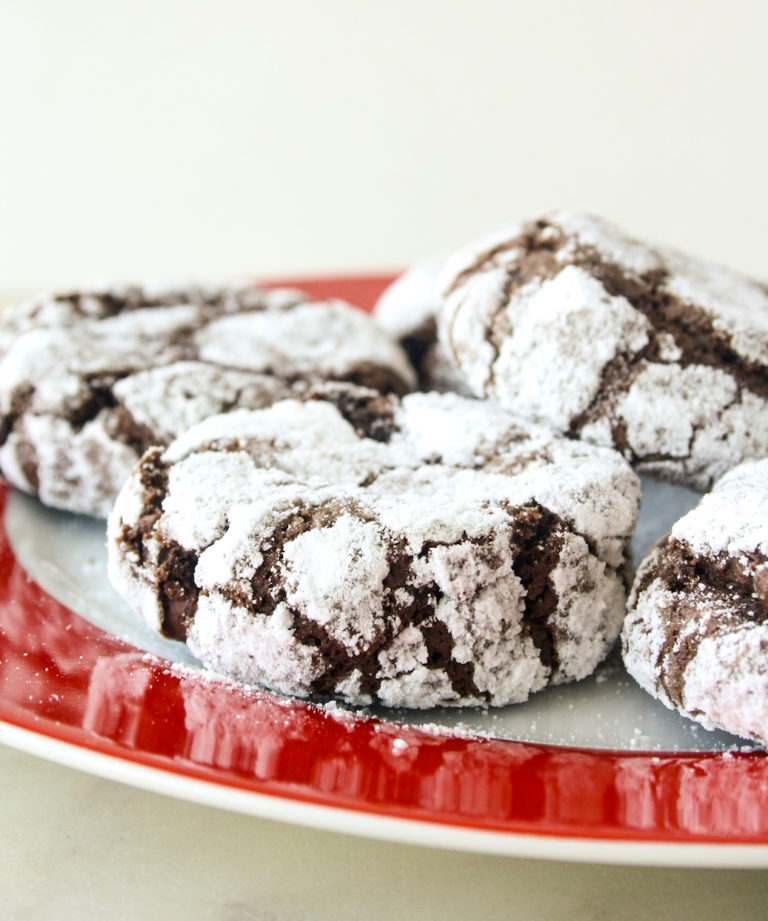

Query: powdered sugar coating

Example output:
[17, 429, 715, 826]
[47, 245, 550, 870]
[479, 266, 652, 431]
[671, 460, 768, 559]
[0, 281, 415, 516]
[439, 212, 768, 490]
[108, 386, 640, 709]
[622, 459, 768, 747]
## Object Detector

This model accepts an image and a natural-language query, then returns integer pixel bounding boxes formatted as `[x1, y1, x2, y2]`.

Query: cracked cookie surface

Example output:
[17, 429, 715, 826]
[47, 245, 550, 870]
[0, 281, 416, 516]
[622, 459, 768, 747]
[438, 212, 768, 490]
[107, 385, 640, 708]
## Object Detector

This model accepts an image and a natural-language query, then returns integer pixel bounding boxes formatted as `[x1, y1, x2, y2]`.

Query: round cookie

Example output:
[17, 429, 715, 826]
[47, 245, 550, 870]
[0, 281, 416, 517]
[374, 258, 471, 395]
[622, 459, 768, 747]
[438, 211, 768, 490]
[107, 384, 640, 709]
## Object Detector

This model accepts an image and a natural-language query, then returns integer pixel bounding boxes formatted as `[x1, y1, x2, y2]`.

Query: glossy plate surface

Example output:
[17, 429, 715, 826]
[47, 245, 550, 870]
[0, 275, 767, 867]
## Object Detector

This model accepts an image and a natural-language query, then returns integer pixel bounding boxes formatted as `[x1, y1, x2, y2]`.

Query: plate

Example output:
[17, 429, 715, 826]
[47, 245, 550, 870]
[0, 275, 767, 868]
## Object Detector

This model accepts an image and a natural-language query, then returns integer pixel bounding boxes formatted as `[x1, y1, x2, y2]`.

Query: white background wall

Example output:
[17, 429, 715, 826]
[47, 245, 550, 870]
[1, 0, 767, 288]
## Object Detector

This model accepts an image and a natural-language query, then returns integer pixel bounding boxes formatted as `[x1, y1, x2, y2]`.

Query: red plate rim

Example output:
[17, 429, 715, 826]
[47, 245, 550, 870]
[0, 274, 766, 852]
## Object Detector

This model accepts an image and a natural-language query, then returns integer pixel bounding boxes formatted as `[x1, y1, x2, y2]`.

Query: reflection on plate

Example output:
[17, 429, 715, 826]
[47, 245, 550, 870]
[0, 275, 766, 867]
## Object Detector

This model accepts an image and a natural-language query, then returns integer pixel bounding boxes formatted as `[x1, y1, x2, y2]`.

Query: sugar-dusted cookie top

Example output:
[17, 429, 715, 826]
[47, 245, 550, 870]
[108, 384, 640, 709]
[622, 458, 768, 747]
[439, 212, 768, 490]
[0, 281, 416, 516]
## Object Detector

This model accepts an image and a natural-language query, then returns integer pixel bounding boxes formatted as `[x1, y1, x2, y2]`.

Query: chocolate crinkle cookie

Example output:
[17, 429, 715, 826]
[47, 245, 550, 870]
[622, 459, 768, 747]
[439, 211, 768, 490]
[107, 384, 640, 709]
[0, 281, 415, 517]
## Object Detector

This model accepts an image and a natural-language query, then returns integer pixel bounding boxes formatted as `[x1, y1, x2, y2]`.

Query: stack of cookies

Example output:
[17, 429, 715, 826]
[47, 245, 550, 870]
[2, 213, 766, 747]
